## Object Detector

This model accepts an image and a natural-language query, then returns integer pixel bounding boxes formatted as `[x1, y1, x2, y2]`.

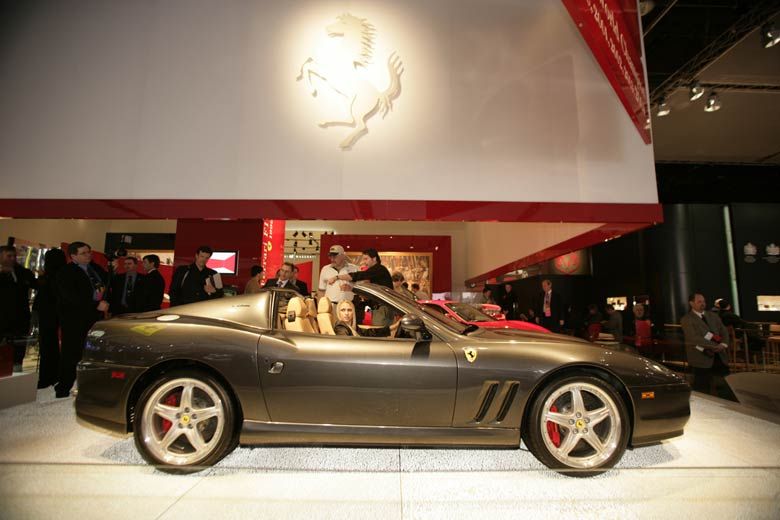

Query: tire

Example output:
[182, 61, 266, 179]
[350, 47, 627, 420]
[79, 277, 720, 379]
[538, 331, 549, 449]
[523, 375, 629, 477]
[133, 369, 237, 472]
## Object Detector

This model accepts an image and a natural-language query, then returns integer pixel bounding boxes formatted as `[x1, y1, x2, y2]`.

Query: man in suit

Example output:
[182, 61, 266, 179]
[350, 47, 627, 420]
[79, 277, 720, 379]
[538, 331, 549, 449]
[141, 254, 165, 311]
[109, 256, 142, 315]
[55, 242, 109, 398]
[536, 279, 564, 333]
[291, 264, 309, 296]
[0, 245, 37, 372]
[263, 262, 301, 293]
[169, 246, 224, 307]
[681, 292, 729, 394]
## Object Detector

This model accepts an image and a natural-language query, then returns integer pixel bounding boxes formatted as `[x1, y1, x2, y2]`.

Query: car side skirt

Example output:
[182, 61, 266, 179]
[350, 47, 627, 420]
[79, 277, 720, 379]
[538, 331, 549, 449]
[240, 421, 521, 447]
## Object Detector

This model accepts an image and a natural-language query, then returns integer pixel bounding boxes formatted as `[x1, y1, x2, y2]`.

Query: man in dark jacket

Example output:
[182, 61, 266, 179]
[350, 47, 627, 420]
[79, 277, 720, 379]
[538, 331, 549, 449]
[108, 256, 143, 315]
[536, 279, 564, 333]
[169, 246, 224, 307]
[0, 245, 37, 372]
[55, 242, 109, 397]
[141, 254, 165, 311]
[291, 264, 309, 296]
[329, 248, 394, 326]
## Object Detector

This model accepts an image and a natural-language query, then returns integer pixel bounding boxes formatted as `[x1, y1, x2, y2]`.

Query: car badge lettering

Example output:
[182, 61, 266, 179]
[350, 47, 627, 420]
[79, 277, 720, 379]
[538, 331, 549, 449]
[297, 13, 404, 150]
[463, 347, 478, 363]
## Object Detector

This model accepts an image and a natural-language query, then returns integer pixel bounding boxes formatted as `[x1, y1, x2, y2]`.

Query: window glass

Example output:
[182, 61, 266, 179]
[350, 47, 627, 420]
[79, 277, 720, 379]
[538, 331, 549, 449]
[445, 302, 493, 322]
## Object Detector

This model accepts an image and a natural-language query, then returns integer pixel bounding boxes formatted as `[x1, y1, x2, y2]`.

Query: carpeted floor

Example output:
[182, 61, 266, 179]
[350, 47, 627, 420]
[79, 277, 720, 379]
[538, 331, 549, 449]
[0, 388, 778, 519]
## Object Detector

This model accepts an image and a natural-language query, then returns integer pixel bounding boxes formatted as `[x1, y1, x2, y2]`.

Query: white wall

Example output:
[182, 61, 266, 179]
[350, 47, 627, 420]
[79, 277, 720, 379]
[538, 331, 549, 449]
[0, 0, 656, 203]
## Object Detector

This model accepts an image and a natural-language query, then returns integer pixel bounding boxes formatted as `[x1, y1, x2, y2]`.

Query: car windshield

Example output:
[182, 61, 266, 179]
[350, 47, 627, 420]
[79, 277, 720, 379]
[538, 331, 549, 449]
[445, 302, 493, 322]
[355, 285, 469, 335]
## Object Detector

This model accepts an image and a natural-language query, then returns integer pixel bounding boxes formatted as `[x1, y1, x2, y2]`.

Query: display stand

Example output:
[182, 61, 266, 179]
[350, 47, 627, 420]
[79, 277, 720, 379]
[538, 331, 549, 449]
[0, 372, 38, 410]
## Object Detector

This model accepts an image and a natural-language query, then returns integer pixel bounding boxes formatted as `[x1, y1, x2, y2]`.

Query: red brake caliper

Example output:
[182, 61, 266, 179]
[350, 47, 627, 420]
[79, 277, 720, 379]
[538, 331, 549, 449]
[546, 404, 561, 447]
[160, 393, 179, 433]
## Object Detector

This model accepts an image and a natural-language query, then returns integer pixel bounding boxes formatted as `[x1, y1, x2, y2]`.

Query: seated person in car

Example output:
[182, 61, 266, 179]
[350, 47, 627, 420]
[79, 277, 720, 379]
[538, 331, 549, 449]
[334, 300, 391, 337]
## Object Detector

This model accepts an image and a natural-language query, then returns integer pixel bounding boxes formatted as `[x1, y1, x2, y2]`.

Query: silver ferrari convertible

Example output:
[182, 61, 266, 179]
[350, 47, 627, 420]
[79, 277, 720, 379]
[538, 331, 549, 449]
[75, 284, 690, 476]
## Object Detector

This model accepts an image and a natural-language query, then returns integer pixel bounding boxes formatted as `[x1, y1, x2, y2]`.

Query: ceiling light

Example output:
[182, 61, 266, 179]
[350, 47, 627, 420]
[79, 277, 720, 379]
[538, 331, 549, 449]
[704, 92, 722, 112]
[292, 231, 299, 237]
[762, 23, 780, 48]
[656, 99, 671, 117]
[689, 83, 704, 101]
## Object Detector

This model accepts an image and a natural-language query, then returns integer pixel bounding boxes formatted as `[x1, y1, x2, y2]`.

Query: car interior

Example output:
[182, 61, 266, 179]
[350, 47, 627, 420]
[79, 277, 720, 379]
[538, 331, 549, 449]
[275, 291, 404, 339]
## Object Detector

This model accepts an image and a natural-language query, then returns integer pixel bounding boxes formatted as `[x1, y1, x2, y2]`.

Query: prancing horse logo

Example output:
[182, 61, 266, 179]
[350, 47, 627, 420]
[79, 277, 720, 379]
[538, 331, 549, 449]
[296, 13, 404, 150]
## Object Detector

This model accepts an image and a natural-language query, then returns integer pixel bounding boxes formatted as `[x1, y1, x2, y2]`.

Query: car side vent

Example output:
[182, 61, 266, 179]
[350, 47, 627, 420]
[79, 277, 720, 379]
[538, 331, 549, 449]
[474, 382, 500, 422]
[495, 382, 520, 422]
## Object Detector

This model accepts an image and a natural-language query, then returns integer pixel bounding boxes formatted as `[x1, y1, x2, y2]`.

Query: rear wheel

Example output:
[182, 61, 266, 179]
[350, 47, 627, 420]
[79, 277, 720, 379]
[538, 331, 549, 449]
[524, 375, 629, 477]
[133, 370, 236, 471]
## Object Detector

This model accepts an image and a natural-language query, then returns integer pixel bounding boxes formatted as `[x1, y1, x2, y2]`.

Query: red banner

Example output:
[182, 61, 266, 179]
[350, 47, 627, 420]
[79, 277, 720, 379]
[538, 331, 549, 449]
[260, 220, 285, 285]
[561, 0, 651, 144]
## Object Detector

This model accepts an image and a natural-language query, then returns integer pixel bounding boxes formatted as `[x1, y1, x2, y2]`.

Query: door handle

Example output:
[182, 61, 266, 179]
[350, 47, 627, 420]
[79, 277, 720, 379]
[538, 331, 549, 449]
[268, 361, 284, 374]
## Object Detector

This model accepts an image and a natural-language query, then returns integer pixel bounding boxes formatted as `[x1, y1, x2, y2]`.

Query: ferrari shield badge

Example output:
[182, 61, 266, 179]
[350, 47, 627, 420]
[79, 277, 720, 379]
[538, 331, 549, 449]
[130, 324, 166, 337]
[463, 347, 478, 363]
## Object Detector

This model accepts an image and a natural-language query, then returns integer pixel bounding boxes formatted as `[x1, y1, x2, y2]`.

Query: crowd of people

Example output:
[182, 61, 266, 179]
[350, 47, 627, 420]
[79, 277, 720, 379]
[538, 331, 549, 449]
[2, 239, 774, 401]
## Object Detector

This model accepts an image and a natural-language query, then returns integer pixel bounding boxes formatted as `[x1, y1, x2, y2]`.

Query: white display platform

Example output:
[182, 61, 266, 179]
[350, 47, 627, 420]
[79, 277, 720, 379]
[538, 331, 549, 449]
[0, 371, 37, 410]
[0, 390, 778, 519]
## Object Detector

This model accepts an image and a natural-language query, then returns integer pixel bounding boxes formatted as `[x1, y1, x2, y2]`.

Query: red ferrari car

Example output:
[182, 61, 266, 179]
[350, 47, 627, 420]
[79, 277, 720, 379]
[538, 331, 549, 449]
[420, 300, 550, 333]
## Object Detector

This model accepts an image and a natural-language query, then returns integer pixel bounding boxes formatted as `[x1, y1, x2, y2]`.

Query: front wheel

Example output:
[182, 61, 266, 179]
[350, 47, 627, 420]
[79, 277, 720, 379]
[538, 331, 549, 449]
[524, 375, 629, 477]
[133, 370, 236, 471]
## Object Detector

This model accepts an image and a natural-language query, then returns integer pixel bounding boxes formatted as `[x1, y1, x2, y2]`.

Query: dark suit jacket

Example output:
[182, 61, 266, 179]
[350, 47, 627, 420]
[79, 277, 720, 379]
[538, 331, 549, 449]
[295, 280, 309, 296]
[109, 272, 143, 315]
[142, 269, 165, 311]
[263, 279, 302, 294]
[536, 290, 564, 323]
[0, 264, 36, 336]
[681, 310, 729, 368]
[56, 262, 107, 325]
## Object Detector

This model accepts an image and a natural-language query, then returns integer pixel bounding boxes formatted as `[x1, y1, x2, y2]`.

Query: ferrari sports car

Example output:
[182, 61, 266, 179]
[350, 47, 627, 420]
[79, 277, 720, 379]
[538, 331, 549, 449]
[421, 300, 550, 334]
[76, 284, 690, 476]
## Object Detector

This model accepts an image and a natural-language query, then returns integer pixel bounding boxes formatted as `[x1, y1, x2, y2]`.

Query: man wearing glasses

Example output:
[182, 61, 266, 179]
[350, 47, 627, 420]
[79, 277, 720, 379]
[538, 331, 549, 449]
[55, 242, 109, 398]
[317, 245, 358, 305]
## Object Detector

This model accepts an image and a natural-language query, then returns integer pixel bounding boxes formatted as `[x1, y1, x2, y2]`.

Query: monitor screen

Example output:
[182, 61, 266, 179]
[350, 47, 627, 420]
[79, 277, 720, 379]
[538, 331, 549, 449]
[206, 251, 238, 275]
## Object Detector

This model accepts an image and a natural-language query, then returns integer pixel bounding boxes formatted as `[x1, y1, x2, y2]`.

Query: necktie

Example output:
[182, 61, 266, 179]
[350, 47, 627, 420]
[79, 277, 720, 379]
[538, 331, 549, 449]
[123, 275, 134, 306]
[86, 266, 104, 301]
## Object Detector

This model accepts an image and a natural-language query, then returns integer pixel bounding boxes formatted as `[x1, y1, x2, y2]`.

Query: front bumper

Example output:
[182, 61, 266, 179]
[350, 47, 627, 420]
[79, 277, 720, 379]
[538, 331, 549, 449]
[75, 361, 146, 433]
[629, 382, 691, 446]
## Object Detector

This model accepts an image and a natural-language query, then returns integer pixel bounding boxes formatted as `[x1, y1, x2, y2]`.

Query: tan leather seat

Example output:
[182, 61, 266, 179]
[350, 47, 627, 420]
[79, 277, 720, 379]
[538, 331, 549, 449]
[317, 297, 336, 335]
[285, 297, 307, 333]
[305, 298, 320, 334]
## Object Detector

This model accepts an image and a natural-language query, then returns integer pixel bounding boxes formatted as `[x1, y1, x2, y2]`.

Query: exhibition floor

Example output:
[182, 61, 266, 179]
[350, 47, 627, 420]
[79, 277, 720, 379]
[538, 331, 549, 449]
[0, 390, 778, 519]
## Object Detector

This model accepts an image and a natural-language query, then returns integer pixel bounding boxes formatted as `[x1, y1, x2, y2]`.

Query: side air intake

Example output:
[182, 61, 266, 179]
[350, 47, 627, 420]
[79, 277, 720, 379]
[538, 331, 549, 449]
[495, 382, 520, 422]
[474, 382, 500, 422]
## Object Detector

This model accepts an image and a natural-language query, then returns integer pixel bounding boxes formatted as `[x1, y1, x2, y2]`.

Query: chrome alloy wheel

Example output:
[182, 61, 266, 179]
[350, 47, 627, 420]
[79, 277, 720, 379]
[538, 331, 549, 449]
[140, 377, 225, 466]
[540, 382, 622, 469]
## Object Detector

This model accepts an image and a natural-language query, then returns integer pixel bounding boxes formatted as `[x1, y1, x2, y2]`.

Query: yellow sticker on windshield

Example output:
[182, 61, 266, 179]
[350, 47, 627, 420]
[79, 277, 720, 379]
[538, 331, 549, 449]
[463, 347, 478, 363]
[130, 324, 166, 337]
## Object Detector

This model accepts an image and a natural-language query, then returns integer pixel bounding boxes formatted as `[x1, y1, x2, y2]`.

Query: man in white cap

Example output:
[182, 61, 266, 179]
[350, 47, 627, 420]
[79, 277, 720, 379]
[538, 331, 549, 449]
[317, 245, 358, 306]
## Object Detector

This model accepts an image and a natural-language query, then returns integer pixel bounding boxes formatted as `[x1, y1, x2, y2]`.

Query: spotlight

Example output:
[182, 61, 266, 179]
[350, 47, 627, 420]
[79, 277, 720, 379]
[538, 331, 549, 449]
[294, 241, 298, 247]
[704, 92, 722, 112]
[689, 82, 704, 101]
[308, 232, 314, 238]
[656, 99, 671, 117]
[308, 238, 313, 245]
[292, 231, 299, 237]
[762, 23, 780, 49]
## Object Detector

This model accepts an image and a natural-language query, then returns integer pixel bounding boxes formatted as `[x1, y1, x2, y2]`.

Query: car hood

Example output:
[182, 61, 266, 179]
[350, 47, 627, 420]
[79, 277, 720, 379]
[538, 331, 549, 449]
[465, 327, 632, 351]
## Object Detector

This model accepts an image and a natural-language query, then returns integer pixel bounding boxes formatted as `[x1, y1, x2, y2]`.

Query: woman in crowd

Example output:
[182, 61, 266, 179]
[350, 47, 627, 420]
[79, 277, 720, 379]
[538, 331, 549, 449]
[33, 248, 67, 388]
[333, 300, 391, 337]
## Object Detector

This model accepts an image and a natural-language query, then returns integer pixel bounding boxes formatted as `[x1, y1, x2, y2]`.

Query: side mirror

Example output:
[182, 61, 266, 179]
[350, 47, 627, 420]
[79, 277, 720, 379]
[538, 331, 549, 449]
[401, 314, 424, 332]
[401, 314, 431, 341]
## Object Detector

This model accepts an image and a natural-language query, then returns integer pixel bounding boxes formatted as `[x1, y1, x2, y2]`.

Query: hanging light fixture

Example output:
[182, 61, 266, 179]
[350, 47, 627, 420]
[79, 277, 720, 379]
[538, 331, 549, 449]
[762, 23, 780, 49]
[704, 92, 722, 112]
[656, 99, 671, 117]
[689, 82, 705, 101]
